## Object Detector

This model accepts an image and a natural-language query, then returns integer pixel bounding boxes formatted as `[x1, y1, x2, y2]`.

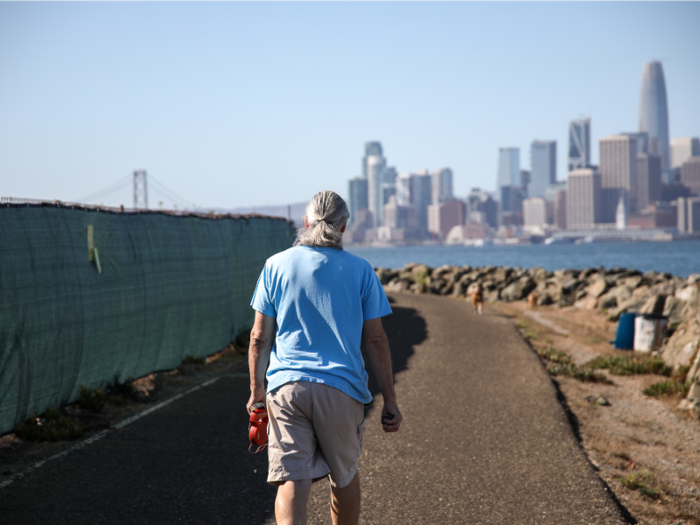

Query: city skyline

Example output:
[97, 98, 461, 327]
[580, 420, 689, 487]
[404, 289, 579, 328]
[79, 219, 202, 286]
[1, 3, 699, 210]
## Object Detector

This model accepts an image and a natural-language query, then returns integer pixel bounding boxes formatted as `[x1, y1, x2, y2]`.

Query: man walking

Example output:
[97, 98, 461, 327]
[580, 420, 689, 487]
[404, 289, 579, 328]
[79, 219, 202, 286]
[247, 190, 402, 525]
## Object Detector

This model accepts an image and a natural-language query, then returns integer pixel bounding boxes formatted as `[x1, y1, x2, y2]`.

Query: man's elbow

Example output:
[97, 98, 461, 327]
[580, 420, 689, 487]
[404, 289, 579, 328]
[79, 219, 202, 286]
[249, 330, 272, 351]
[363, 333, 388, 350]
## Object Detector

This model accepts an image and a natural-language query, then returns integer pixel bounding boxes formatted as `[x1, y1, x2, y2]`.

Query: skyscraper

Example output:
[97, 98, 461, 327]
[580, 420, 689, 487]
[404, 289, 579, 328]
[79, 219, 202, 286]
[620, 132, 649, 155]
[362, 142, 383, 179]
[681, 157, 700, 195]
[530, 141, 557, 199]
[523, 197, 550, 230]
[497, 148, 520, 188]
[498, 147, 520, 213]
[568, 117, 590, 171]
[636, 153, 662, 211]
[382, 166, 398, 215]
[599, 135, 639, 220]
[431, 168, 454, 205]
[567, 168, 601, 229]
[347, 176, 368, 226]
[411, 171, 432, 232]
[671, 137, 700, 170]
[367, 153, 387, 227]
[466, 188, 498, 229]
[395, 173, 412, 206]
[638, 61, 670, 179]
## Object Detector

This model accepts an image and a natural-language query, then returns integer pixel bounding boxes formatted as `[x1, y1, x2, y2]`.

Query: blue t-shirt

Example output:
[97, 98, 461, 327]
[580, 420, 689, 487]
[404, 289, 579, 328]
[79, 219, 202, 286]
[250, 246, 392, 404]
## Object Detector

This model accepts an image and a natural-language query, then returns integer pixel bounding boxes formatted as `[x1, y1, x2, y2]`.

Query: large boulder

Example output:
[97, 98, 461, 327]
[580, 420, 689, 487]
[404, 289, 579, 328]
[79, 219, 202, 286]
[376, 268, 399, 285]
[385, 278, 411, 293]
[448, 268, 468, 284]
[578, 267, 598, 281]
[664, 295, 686, 321]
[541, 281, 564, 303]
[431, 265, 454, 280]
[411, 264, 432, 278]
[402, 262, 420, 272]
[649, 281, 678, 296]
[485, 289, 500, 302]
[598, 285, 633, 311]
[561, 279, 581, 295]
[661, 316, 700, 369]
[676, 284, 699, 303]
[492, 267, 514, 285]
[500, 276, 537, 302]
[638, 293, 667, 316]
[452, 281, 468, 297]
[587, 277, 610, 299]
[529, 267, 552, 283]
[537, 293, 554, 306]
[411, 281, 428, 294]
[429, 280, 446, 295]
[676, 284, 700, 320]
[617, 275, 644, 290]
[575, 295, 599, 310]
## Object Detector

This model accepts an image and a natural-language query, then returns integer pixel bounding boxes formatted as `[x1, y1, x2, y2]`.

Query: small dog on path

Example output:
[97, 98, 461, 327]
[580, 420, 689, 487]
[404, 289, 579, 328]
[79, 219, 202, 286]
[527, 292, 539, 309]
[471, 284, 484, 316]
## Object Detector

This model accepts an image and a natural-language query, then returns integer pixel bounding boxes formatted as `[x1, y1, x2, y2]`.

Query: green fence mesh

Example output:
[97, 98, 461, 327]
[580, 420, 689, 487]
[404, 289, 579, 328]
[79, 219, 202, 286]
[0, 204, 295, 434]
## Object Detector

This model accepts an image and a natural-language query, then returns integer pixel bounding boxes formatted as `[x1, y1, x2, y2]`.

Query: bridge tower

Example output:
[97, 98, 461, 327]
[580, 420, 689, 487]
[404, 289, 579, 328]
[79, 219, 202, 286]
[133, 170, 148, 209]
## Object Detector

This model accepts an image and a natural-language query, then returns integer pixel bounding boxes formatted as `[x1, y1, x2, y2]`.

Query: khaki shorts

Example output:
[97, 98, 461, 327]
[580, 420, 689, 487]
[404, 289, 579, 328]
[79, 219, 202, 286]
[266, 381, 365, 489]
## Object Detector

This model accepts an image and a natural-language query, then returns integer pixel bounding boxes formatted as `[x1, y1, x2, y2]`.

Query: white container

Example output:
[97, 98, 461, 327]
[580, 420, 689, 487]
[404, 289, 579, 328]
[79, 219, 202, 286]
[634, 316, 668, 352]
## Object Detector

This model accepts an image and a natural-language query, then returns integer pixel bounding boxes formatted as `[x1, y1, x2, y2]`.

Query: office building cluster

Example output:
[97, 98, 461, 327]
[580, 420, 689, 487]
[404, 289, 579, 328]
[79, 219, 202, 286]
[501, 61, 700, 239]
[346, 142, 467, 244]
[346, 61, 699, 245]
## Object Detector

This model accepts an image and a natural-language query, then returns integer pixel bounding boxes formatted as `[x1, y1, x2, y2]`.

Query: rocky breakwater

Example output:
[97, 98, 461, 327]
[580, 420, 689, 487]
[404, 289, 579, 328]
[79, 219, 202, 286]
[376, 263, 700, 416]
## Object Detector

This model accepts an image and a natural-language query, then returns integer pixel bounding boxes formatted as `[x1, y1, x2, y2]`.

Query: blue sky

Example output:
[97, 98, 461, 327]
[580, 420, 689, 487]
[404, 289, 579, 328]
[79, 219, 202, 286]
[1, 2, 698, 210]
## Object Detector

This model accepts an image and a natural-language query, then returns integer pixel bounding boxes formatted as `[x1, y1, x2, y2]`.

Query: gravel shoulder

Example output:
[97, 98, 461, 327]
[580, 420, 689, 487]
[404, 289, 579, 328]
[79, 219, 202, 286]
[492, 300, 700, 525]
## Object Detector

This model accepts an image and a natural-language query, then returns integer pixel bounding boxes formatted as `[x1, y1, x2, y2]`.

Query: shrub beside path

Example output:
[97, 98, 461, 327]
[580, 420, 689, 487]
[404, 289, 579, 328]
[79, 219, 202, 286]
[1, 292, 631, 524]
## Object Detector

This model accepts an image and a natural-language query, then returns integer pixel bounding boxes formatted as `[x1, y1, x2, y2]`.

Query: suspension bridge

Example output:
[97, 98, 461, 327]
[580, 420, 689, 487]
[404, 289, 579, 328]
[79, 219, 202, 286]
[73, 170, 196, 211]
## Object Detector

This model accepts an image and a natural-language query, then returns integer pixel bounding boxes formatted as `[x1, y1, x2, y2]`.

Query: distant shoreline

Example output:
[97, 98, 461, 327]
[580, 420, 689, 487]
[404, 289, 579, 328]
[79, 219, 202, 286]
[347, 239, 700, 277]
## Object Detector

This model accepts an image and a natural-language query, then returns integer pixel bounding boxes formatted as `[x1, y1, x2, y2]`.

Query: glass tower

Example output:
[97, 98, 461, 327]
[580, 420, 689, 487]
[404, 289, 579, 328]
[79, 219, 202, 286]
[497, 148, 520, 188]
[638, 61, 670, 179]
[530, 141, 557, 199]
[568, 118, 590, 172]
[347, 177, 368, 226]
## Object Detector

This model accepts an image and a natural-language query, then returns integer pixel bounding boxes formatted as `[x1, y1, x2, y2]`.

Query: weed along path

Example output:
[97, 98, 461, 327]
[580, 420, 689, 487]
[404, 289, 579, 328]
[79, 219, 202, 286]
[1, 293, 631, 524]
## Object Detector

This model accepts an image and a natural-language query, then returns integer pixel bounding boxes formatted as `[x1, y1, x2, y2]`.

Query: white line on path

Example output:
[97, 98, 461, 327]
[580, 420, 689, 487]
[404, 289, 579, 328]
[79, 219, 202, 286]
[0, 377, 220, 492]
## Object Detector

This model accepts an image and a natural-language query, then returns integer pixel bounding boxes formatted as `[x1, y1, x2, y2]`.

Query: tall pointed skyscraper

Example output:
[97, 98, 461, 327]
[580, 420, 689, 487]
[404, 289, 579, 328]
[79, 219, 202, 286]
[568, 117, 590, 172]
[638, 61, 670, 180]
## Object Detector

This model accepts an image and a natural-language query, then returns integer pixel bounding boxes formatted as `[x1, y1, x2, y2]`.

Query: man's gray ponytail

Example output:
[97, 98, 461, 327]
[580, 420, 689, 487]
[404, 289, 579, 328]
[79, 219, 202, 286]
[294, 190, 350, 249]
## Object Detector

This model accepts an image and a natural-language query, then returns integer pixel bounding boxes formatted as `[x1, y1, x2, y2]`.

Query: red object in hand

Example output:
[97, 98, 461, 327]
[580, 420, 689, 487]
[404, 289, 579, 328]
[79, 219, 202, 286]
[248, 402, 268, 453]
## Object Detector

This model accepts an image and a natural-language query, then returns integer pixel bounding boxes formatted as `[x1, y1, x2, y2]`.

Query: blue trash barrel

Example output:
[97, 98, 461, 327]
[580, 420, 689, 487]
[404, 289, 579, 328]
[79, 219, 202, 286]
[614, 313, 637, 350]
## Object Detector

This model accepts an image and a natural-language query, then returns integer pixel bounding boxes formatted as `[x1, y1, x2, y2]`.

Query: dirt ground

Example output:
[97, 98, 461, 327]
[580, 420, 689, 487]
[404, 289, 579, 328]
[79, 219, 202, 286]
[492, 300, 700, 525]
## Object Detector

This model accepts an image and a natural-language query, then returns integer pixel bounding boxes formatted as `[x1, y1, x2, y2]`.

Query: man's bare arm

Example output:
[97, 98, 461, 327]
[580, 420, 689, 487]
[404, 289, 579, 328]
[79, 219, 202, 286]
[362, 317, 402, 433]
[247, 311, 276, 412]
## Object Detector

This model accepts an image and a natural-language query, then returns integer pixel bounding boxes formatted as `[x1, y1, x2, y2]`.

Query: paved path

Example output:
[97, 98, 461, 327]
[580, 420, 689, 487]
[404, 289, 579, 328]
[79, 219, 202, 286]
[0, 293, 632, 524]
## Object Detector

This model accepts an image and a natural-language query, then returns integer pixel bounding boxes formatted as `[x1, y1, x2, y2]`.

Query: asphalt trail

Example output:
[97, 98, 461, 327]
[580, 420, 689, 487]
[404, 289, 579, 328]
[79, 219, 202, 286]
[0, 293, 632, 524]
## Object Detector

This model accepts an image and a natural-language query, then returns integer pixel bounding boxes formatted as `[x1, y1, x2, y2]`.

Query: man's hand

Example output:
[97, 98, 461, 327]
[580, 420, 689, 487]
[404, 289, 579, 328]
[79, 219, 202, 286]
[381, 400, 402, 433]
[247, 386, 266, 413]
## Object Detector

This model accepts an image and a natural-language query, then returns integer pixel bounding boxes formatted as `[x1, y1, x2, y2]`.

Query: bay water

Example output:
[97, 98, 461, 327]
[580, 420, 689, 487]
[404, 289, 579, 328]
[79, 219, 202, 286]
[347, 240, 700, 277]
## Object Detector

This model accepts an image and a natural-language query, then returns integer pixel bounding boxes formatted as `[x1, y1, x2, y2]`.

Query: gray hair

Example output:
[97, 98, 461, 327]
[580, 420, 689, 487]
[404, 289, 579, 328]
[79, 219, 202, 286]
[294, 190, 350, 249]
